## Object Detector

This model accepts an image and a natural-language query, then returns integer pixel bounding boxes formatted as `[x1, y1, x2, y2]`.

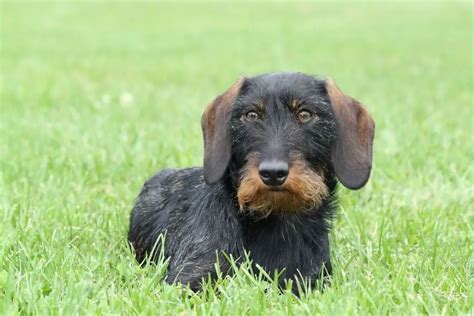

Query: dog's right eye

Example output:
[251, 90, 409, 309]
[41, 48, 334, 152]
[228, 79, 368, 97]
[244, 111, 259, 121]
[297, 110, 313, 123]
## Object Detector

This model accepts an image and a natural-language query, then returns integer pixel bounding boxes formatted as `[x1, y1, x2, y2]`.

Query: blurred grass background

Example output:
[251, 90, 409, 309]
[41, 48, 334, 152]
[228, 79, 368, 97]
[1, 1, 472, 314]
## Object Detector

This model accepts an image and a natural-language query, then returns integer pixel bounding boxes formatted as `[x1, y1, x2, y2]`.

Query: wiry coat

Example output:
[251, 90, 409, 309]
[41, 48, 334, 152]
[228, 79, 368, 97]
[128, 72, 375, 291]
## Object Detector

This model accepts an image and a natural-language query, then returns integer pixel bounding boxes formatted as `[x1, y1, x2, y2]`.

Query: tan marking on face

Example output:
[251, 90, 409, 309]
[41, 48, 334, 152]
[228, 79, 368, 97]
[291, 99, 300, 110]
[256, 99, 265, 111]
[237, 153, 329, 218]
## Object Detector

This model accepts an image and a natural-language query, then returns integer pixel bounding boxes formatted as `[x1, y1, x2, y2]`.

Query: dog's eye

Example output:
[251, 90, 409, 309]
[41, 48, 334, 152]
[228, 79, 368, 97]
[244, 111, 259, 121]
[297, 110, 313, 123]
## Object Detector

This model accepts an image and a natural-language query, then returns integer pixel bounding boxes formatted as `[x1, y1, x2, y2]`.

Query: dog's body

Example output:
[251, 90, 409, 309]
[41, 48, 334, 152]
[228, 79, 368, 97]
[129, 167, 336, 290]
[128, 72, 374, 291]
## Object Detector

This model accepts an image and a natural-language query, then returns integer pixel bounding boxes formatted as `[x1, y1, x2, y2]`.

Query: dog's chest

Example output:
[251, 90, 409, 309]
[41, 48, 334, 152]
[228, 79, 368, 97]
[242, 215, 329, 278]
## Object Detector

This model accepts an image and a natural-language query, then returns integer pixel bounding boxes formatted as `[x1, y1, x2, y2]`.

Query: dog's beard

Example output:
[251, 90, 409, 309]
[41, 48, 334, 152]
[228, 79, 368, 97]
[237, 156, 329, 218]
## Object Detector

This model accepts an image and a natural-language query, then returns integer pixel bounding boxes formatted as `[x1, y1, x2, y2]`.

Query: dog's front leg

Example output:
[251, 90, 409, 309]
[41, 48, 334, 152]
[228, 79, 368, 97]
[165, 190, 243, 291]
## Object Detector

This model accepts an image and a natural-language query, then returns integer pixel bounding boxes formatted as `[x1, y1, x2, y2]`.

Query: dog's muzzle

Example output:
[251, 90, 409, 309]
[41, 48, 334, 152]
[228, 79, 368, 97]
[237, 153, 329, 217]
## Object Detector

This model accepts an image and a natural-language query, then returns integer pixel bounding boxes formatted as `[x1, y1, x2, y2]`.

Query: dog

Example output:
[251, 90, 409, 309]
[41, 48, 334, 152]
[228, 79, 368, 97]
[128, 72, 375, 291]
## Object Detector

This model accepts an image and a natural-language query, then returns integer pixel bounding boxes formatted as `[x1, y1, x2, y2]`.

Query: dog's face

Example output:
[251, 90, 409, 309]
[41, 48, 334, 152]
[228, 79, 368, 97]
[202, 73, 374, 216]
[230, 74, 336, 215]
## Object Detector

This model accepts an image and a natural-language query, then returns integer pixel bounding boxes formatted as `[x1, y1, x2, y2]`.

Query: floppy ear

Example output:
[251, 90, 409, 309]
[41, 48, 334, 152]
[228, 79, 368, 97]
[326, 78, 375, 190]
[201, 77, 245, 184]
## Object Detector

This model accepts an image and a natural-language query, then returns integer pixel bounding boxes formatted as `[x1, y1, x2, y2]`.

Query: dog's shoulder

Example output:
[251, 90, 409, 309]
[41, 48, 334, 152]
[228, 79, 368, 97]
[128, 167, 206, 260]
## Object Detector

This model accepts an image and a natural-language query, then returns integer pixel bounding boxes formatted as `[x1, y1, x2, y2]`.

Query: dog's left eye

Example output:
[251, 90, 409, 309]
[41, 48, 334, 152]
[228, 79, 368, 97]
[244, 110, 259, 121]
[297, 110, 313, 123]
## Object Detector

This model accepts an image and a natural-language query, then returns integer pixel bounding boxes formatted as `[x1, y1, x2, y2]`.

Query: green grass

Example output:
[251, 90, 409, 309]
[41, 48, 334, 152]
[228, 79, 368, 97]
[1, 1, 472, 314]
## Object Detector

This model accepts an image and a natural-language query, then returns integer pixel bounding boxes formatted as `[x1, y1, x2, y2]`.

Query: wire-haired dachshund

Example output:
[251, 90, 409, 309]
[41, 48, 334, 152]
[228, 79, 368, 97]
[128, 72, 375, 291]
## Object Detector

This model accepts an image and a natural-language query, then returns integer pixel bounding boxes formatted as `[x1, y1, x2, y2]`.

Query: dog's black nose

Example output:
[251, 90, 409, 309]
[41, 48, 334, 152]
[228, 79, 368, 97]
[258, 160, 289, 186]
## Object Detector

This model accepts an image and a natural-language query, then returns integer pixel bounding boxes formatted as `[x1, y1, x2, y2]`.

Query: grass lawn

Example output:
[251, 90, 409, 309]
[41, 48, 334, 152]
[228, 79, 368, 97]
[1, 1, 472, 314]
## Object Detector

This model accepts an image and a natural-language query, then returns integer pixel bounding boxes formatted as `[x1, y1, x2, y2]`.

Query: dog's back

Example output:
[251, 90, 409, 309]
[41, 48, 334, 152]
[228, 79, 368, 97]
[128, 167, 205, 262]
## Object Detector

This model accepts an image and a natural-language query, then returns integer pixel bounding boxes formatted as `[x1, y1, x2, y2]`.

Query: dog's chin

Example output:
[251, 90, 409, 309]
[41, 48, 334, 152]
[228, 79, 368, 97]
[237, 174, 329, 218]
[268, 186, 285, 192]
[247, 188, 315, 213]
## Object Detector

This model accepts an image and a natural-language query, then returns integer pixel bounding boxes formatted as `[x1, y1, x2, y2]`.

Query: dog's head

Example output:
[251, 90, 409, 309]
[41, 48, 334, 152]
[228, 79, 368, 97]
[202, 72, 374, 216]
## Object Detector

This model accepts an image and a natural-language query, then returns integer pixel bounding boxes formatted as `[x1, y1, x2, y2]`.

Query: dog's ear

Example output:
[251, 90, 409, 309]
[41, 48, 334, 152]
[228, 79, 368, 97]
[326, 78, 375, 190]
[201, 77, 245, 184]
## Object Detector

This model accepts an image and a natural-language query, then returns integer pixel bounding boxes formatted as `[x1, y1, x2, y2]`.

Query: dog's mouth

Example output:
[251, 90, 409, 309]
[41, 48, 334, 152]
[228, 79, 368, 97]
[237, 155, 329, 217]
[268, 186, 286, 192]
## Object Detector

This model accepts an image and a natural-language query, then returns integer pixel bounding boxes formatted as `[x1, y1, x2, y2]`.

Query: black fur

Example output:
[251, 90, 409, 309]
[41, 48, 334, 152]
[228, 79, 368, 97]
[128, 72, 370, 292]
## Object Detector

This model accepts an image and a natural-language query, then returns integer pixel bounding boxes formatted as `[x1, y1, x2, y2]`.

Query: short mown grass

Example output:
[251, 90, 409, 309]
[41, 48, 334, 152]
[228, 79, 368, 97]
[1, 1, 472, 314]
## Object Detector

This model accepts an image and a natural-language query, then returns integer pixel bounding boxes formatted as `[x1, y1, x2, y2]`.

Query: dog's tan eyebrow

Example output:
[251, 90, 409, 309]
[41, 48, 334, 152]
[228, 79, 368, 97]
[256, 99, 265, 111]
[291, 99, 300, 110]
